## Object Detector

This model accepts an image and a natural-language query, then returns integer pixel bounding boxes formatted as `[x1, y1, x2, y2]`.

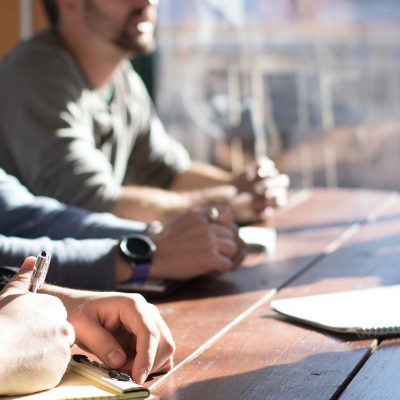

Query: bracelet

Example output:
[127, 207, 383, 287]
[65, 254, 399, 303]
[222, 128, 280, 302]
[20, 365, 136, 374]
[124, 261, 152, 284]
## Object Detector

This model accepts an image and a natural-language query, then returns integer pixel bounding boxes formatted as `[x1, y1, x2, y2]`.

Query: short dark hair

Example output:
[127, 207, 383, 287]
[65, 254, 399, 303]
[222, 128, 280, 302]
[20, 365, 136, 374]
[42, 0, 59, 26]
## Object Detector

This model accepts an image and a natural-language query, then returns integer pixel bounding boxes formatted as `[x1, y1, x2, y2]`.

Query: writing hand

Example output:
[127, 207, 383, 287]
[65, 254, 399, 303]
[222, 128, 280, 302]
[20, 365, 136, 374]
[0, 257, 74, 396]
[64, 291, 175, 385]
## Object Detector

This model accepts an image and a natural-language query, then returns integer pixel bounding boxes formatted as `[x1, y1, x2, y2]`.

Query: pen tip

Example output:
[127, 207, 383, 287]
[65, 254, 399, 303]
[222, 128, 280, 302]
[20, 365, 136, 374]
[40, 250, 47, 257]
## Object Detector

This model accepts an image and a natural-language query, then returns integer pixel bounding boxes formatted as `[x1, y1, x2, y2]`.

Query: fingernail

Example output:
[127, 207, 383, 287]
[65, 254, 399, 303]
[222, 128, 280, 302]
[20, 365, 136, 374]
[106, 350, 124, 367]
[138, 369, 148, 384]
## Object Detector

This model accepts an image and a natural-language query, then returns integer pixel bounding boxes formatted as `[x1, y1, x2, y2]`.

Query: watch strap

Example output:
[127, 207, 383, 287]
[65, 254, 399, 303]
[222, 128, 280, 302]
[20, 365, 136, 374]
[125, 261, 152, 284]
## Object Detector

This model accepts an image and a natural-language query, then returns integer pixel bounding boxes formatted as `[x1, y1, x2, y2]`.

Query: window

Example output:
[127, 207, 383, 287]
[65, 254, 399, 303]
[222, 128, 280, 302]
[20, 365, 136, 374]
[156, 0, 400, 190]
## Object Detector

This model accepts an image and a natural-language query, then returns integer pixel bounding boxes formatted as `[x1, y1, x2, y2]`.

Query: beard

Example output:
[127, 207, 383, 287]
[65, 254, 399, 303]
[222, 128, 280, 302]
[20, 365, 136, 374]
[112, 26, 156, 55]
[84, 0, 156, 56]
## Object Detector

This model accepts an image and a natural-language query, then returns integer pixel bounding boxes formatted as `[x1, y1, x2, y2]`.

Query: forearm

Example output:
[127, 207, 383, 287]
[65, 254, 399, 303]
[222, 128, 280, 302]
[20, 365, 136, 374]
[113, 183, 239, 224]
[112, 185, 191, 223]
[170, 161, 232, 191]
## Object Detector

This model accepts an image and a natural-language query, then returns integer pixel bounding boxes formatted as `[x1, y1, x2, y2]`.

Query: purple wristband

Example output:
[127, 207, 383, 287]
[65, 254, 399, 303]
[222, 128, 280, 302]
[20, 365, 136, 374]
[125, 262, 151, 283]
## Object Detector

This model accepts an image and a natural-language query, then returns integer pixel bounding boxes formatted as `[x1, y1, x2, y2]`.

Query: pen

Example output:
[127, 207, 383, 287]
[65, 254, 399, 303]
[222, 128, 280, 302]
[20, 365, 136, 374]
[29, 251, 51, 293]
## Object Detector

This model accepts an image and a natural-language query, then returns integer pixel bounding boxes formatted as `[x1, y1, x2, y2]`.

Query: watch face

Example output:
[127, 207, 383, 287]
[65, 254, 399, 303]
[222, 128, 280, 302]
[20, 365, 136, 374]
[120, 234, 156, 263]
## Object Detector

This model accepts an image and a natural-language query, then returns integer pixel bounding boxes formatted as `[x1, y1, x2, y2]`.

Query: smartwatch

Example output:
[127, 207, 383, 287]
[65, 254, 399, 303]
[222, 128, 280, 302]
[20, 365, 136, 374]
[118, 234, 156, 283]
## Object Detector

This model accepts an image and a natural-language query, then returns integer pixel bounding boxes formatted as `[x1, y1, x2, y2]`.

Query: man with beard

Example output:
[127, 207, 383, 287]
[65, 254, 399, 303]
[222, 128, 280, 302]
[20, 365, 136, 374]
[0, 0, 289, 224]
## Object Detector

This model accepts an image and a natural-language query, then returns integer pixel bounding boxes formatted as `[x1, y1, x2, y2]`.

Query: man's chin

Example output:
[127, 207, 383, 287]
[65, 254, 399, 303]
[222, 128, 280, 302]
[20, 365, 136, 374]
[114, 36, 155, 56]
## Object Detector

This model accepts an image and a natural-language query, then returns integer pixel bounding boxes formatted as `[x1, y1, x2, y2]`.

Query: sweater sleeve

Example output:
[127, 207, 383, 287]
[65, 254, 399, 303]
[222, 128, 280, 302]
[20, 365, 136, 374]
[0, 235, 116, 290]
[0, 169, 147, 240]
[0, 169, 149, 290]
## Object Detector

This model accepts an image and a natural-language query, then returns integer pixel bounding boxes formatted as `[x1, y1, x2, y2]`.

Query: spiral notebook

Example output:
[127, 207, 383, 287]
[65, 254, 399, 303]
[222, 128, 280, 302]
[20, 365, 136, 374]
[3, 354, 158, 400]
[271, 285, 400, 337]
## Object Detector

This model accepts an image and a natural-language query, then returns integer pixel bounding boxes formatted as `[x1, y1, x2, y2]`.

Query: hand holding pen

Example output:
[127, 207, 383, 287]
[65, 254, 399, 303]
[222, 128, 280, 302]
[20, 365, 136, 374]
[0, 256, 75, 396]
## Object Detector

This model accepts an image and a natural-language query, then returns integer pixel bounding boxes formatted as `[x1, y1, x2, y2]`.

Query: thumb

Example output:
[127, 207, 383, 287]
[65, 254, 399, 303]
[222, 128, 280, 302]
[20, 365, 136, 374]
[214, 205, 236, 228]
[76, 318, 127, 370]
[1, 256, 36, 296]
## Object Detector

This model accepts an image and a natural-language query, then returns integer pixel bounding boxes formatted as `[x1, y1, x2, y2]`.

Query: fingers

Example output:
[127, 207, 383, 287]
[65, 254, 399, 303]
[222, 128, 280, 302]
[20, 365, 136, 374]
[1, 256, 36, 296]
[152, 207, 245, 279]
[254, 173, 290, 192]
[232, 236, 247, 268]
[18, 256, 36, 274]
[252, 187, 288, 210]
[73, 314, 128, 370]
[206, 210, 245, 271]
[155, 355, 174, 374]
[213, 235, 238, 259]
[126, 301, 175, 384]
[132, 317, 159, 383]
[210, 206, 236, 229]
[73, 295, 175, 385]
[249, 173, 290, 215]
[254, 157, 279, 180]
[134, 304, 175, 376]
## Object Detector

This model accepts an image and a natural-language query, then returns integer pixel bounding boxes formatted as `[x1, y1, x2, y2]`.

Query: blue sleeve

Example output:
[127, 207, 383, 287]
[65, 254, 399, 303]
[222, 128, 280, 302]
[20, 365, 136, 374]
[0, 169, 148, 290]
[0, 235, 116, 290]
[0, 169, 147, 239]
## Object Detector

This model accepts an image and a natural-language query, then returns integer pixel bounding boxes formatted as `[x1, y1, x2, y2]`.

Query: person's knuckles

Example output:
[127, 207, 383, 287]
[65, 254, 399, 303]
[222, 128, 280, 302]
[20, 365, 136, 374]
[139, 313, 162, 342]
[219, 238, 238, 257]
[129, 292, 147, 307]
[217, 260, 234, 273]
[212, 252, 233, 272]
[212, 224, 236, 239]
[152, 354, 174, 375]
[156, 356, 174, 373]
[60, 320, 76, 345]
[154, 339, 175, 370]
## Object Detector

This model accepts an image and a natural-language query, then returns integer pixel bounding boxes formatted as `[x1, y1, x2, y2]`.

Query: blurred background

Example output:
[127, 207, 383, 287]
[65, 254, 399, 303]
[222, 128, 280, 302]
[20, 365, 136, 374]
[2, 0, 400, 190]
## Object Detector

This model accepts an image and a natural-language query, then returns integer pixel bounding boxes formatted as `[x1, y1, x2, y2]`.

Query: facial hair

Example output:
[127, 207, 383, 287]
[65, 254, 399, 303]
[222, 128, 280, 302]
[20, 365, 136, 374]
[84, 0, 156, 55]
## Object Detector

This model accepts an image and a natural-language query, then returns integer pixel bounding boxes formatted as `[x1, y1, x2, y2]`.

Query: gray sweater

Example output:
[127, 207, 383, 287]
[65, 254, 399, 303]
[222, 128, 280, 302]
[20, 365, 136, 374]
[0, 169, 147, 290]
[0, 29, 190, 212]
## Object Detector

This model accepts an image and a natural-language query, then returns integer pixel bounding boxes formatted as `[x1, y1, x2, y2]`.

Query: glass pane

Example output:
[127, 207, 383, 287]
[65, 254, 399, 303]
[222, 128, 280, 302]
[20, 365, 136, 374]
[156, 0, 400, 190]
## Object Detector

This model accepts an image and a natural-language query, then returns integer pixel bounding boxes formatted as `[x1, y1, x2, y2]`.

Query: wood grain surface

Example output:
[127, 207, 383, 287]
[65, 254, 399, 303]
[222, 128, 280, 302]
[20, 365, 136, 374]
[143, 189, 399, 399]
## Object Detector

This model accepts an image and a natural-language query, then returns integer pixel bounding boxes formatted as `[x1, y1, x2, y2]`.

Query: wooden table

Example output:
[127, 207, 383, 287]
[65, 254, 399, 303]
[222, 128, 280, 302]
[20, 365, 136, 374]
[147, 188, 400, 400]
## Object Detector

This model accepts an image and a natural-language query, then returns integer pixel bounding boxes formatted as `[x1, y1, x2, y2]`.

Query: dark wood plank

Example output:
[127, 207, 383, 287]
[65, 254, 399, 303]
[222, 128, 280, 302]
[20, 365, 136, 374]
[150, 191, 400, 398]
[154, 189, 394, 366]
[340, 340, 400, 399]
[272, 192, 400, 299]
[152, 303, 373, 400]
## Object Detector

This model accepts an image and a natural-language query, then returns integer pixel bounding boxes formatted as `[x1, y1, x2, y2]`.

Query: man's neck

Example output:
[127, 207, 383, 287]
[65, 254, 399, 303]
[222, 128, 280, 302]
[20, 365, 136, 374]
[57, 27, 128, 88]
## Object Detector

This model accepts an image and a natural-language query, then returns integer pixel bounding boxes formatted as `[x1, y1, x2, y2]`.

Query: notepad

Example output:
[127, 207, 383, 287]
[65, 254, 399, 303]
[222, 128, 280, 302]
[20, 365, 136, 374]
[116, 278, 184, 297]
[3, 355, 159, 400]
[239, 226, 277, 253]
[271, 285, 400, 337]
